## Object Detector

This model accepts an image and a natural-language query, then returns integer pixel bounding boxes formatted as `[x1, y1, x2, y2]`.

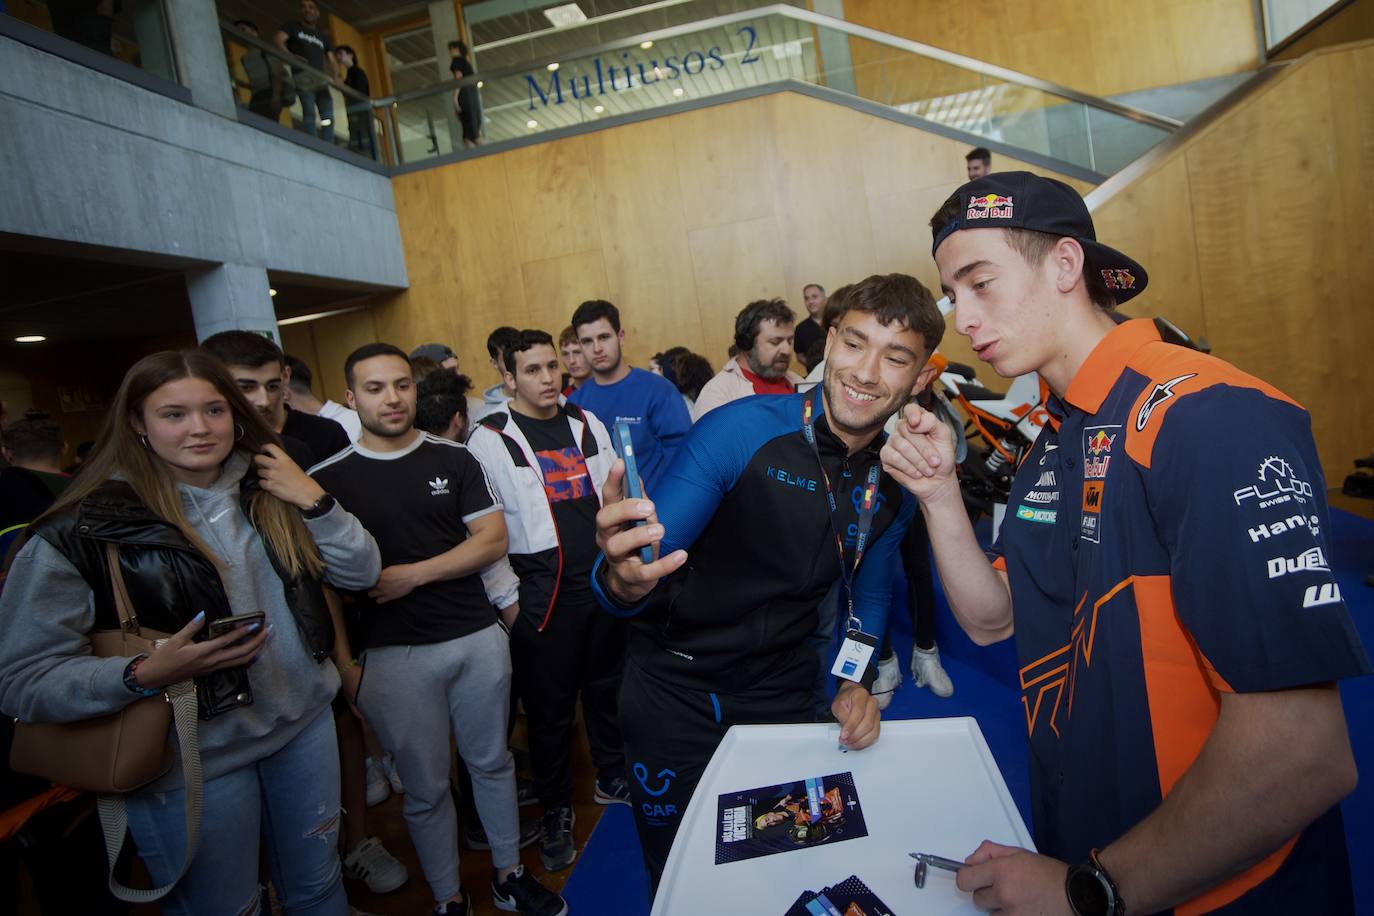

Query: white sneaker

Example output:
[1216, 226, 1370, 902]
[872, 652, 902, 711]
[382, 752, 405, 794]
[343, 836, 409, 894]
[364, 757, 391, 807]
[912, 645, 954, 698]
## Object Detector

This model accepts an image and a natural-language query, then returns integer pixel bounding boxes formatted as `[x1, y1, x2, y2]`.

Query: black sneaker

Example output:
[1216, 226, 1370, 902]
[492, 864, 568, 916]
[463, 815, 541, 851]
[538, 805, 577, 872]
[433, 896, 469, 916]
[593, 775, 631, 806]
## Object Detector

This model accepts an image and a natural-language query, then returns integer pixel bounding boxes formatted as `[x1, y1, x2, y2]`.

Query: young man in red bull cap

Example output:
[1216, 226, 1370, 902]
[884, 171, 1369, 915]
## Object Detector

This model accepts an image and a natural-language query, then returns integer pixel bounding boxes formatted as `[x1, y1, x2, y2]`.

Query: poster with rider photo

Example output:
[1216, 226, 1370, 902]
[783, 874, 895, 916]
[714, 772, 867, 865]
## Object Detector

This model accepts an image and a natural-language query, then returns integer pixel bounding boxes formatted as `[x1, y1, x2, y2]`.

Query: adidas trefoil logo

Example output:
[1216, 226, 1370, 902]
[428, 477, 450, 496]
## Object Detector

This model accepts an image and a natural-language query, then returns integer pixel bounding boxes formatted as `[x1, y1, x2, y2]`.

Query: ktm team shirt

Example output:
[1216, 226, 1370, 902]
[990, 320, 1369, 914]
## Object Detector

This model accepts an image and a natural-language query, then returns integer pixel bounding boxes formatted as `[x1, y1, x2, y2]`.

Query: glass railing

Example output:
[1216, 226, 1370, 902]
[220, 21, 394, 165]
[2, 1, 176, 84]
[377, 4, 1179, 173]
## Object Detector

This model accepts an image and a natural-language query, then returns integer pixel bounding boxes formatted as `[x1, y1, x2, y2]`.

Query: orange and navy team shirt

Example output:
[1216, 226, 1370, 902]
[991, 319, 1370, 915]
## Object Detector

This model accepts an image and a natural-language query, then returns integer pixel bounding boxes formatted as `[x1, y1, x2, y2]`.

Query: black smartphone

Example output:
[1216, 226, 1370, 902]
[207, 611, 266, 639]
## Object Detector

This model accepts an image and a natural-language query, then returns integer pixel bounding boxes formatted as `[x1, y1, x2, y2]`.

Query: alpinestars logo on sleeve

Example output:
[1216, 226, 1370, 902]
[1135, 374, 1197, 431]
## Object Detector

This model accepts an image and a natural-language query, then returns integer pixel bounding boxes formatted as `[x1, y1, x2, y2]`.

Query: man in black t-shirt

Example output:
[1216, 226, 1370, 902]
[310, 344, 567, 916]
[275, 0, 338, 141]
[201, 331, 350, 466]
[793, 282, 826, 369]
[468, 330, 625, 874]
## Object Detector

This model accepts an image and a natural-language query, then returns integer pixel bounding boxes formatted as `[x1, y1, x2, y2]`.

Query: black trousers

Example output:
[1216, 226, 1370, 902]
[906, 508, 937, 652]
[511, 591, 626, 808]
[620, 655, 813, 895]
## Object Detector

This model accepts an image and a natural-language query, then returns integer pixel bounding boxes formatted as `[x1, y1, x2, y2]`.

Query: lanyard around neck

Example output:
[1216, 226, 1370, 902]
[801, 396, 881, 634]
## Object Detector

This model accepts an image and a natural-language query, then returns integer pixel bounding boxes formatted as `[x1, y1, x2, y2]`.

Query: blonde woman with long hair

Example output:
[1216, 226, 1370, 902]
[0, 350, 380, 916]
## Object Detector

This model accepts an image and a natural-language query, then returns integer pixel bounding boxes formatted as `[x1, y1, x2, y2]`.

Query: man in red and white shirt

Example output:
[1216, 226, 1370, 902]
[692, 299, 803, 421]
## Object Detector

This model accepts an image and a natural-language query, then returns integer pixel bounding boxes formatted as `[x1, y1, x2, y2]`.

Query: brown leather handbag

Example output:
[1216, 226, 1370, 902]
[10, 543, 203, 903]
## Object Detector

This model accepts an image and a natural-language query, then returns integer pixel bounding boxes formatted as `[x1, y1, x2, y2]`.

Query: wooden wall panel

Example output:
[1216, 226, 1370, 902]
[768, 94, 878, 307]
[686, 217, 788, 366]
[844, 0, 1259, 99]
[583, 118, 704, 368]
[670, 102, 778, 232]
[501, 137, 601, 265]
[309, 308, 380, 405]
[520, 250, 612, 337]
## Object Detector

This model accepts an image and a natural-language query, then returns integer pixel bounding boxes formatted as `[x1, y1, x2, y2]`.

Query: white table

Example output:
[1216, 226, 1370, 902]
[653, 718, 1033, 915]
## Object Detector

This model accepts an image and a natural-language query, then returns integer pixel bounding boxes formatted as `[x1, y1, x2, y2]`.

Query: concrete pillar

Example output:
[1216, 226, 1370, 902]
[187, 264, 280, 344]
[163, 0, 238, 119]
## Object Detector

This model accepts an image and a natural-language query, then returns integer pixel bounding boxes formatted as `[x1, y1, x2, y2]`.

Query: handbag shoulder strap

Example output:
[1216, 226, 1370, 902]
[98, 543, 202, 903]
[104, 543, 140, 634]
[97, 682, 202, 903]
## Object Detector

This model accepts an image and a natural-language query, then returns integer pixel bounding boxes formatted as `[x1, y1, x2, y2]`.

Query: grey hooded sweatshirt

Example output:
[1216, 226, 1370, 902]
[0, 452, 381, 792]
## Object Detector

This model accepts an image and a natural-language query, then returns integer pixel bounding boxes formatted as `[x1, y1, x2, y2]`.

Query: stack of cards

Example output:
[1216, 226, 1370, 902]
[783, 874, 895, 916]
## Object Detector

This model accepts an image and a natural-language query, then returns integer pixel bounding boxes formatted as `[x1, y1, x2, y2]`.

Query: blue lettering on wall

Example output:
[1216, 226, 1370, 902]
[525, 28, 764, 111]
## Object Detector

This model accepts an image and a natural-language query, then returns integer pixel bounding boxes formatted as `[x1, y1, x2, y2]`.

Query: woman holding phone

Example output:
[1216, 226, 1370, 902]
[0, 349, 380, 916]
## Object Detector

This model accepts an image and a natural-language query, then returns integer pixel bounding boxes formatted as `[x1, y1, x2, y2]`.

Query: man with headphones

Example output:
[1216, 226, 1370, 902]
[691, 299, 803, 421]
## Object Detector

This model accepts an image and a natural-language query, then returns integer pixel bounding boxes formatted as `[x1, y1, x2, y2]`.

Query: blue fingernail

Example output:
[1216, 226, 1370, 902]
[193, 611, 205, 623]
[248, 622, 262, 632]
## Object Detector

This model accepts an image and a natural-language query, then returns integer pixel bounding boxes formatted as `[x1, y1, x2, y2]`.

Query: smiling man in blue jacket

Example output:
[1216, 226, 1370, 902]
[590, 274, 946, 891]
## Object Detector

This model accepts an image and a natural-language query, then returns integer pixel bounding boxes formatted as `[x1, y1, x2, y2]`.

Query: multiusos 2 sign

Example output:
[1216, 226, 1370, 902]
[525, 25, 765, 111]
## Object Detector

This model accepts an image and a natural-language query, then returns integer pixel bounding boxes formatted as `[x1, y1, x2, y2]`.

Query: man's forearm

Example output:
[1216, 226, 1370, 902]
[1100, 684, 1357, 914]
[414, 526, 508, 587]
[921, 493, 1013, 643]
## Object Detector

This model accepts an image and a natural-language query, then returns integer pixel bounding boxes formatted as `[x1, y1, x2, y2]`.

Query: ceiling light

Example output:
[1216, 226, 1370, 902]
[673, 87, 684, 96]
[269, 287, 278, 297]
[640, 40, 653, 49]
[527, 119, 539, 129]
[547, 62, 559, 71]
[592, 104, 604, 113]
[15, 335, 46, 343]
[542, 3, 587, 27]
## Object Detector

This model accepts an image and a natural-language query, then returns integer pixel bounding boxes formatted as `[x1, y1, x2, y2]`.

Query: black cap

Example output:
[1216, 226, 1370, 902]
[410, 342, 455, 362]
[931, 171, 1148, 304]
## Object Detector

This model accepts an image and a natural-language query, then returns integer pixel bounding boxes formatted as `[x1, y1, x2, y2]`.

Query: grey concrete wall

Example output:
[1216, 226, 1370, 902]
[0, 35, 408, 289]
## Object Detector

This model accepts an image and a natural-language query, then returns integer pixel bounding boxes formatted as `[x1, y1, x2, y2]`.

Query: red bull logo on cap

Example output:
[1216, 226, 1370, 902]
[966, 193, 1014, 221]
[1101, 268, 1136, 291]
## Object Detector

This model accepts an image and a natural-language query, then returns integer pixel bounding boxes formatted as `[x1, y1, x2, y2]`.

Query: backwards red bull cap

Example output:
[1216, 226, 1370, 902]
[931, 171, 1148, 304]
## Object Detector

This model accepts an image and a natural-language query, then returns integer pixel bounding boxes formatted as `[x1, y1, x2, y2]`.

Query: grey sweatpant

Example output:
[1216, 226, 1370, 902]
[357, 623, 518, 901]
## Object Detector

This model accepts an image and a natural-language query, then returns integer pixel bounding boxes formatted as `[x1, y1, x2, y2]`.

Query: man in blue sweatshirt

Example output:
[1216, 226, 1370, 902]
[567, 300, 691, 496]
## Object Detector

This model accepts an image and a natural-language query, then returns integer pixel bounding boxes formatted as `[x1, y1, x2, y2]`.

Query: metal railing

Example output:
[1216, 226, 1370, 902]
[224, 4, 1185, 176]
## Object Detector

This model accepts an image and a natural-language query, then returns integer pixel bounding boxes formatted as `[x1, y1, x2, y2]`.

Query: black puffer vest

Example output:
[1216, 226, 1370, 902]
[34, 477, 334, 720]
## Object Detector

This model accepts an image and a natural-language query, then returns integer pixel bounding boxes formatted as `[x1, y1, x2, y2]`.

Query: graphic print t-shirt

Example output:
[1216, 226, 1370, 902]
[281, 20, 331, 71]
[511, 411, 599, 597]
[309, 433, 502, 649]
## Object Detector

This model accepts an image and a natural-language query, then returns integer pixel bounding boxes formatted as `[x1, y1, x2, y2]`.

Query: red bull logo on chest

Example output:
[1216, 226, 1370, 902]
[1083, 426, 1118, 480]
[966, 193, 1014, 220]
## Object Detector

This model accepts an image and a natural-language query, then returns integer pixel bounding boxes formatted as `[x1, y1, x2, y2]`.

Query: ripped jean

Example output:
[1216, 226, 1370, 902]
[124, 707, 347, 916]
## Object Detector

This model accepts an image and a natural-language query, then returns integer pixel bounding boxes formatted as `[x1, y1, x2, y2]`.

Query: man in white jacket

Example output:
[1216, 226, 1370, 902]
[692, 299, 803, 421]
[466, 329, 628, 875]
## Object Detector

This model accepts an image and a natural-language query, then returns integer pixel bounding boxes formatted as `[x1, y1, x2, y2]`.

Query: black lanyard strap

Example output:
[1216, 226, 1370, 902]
[802, 396, 882, 635]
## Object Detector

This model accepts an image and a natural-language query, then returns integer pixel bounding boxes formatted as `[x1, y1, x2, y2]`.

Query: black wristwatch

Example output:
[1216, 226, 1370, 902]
[1066, 849, 1126, 916]
[302, 493, 336, 519]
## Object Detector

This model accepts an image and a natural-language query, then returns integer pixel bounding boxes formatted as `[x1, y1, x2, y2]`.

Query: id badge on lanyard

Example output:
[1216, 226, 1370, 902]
[802, 398, 882, 685]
